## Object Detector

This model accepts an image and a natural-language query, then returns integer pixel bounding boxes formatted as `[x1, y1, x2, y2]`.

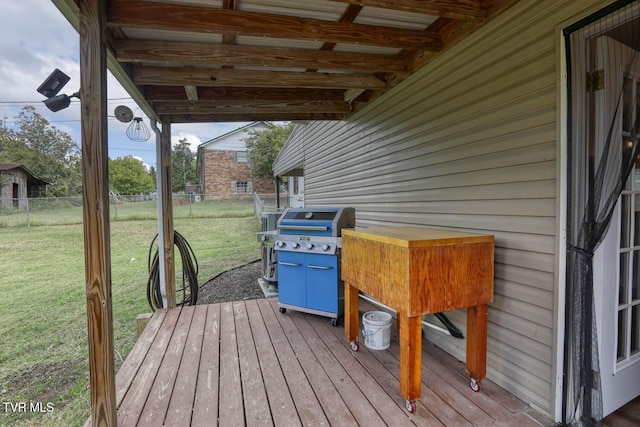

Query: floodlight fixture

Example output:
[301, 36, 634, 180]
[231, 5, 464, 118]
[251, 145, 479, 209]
[37, 69, 80, 112]
[37, 68, 70, 98]
[43, 91, 80, 112]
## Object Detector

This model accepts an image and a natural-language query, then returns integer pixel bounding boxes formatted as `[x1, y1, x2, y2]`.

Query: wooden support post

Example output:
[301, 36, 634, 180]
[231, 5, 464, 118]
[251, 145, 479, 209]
[79, 0, 117, 424]
[159, 118, 175, 308]
[136, 313, 154, 338]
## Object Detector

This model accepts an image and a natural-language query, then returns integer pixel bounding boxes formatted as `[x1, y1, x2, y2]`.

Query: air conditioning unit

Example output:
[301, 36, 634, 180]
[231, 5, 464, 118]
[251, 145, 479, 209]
[261, 211, 281, 232]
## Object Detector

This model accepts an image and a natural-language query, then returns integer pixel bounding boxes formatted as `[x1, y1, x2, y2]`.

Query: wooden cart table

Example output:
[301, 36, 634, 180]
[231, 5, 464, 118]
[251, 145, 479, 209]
[341, 226, 494, 412]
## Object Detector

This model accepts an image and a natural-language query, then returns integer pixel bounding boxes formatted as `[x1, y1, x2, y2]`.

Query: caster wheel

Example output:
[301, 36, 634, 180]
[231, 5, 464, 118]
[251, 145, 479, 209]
[470, 378, 481, 392]
[405, 400, 416, 413]
[350, 341, 359, 352]
[331, 317, 338, 327]
[279, 307, 286, 314]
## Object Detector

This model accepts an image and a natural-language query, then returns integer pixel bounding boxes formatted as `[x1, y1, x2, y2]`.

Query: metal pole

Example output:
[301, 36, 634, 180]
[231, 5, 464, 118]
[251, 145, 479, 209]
[151, 119, 167, 308]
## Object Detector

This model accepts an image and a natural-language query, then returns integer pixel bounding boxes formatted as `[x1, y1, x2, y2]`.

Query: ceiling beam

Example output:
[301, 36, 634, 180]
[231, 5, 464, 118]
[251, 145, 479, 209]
[168, 112, 346, 123]
[107, 0, 442, 50]
[133, 66, 387, 90]
[330, 0, 487, 21]
[144, 87, 347, 102]
[114, 39, 411, 73]
[152, 100, 352, 115]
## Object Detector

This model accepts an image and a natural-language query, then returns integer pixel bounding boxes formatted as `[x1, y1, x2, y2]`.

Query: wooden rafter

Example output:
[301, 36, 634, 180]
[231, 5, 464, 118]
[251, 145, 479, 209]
[133, 66, 387, 90]
[145, 87, 347, 102]
[58, 0, 520, 123]
[113, 39, 411, 73]
[107, 0, 442, 50]
[168, 112, 347, 123]
[100, 0, 519, 121]
[330, 0, 487, 21]
[152, 100, 352, 115]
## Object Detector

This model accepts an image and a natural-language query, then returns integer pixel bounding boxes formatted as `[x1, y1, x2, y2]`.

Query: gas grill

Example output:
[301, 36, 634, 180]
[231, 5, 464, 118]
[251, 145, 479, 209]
[274, 207, 355, 325]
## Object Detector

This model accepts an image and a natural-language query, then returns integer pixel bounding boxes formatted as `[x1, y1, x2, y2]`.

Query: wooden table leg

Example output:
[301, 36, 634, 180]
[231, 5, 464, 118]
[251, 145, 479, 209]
[466, 304, 488, 386]
[344, 281, 359, 343]
[399, 313, 422, 402]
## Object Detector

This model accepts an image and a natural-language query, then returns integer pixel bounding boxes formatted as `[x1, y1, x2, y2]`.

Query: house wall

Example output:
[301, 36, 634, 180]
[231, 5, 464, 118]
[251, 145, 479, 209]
[203, 150, 273, 198]
[275, 124, 306, 176]
[280, 0, 612, 417]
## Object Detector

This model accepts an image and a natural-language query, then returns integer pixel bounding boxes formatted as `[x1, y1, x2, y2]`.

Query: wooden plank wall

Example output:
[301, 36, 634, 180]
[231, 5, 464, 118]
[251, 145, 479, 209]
[281, 0, 611, 417]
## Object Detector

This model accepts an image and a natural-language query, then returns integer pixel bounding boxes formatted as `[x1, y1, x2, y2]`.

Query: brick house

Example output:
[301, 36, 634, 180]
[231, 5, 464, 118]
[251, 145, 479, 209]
[196, 122, 275, 199]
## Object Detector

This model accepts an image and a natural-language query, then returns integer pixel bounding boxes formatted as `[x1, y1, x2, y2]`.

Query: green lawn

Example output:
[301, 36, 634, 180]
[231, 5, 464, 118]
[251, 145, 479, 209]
[0, 213, 261, 426]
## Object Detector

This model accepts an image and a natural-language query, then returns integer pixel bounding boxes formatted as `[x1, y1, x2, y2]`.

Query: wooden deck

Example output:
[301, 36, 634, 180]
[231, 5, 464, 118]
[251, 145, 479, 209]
[90, 298, 555, 426]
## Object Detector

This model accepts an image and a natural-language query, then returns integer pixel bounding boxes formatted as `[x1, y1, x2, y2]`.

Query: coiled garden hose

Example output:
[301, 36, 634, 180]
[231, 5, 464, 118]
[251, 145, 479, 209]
[147, 230, 199, 311]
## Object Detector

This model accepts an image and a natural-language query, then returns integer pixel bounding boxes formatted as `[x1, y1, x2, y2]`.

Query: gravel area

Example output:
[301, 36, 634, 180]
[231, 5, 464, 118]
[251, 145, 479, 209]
[197, 259, 265, 304]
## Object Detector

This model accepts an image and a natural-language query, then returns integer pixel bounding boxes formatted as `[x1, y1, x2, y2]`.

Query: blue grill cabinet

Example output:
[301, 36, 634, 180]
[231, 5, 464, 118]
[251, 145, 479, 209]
[274, 207, 355, 325]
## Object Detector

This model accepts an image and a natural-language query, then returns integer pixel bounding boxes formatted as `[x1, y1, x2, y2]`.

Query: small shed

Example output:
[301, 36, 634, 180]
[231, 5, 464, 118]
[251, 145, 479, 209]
[0, 163, 49, 208]
[196, 122, 275, 199]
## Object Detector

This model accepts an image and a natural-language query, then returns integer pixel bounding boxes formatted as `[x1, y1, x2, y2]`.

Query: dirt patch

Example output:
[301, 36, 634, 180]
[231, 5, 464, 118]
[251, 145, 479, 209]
[0, 360, 84, 411]
[196, 259, 265, 305]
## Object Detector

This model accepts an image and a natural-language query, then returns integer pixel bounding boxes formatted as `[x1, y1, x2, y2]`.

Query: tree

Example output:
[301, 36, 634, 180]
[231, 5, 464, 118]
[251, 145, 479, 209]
[0, 106, 82, 196]
[244, 122, 294, 178]
[109, 156, 155, 195]
[171, 138, 196, 193]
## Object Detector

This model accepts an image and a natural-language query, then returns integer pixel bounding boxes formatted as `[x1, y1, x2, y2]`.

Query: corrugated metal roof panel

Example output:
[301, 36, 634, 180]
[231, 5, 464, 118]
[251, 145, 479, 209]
[332, 43, 402, 56]
[239, 0, 344, 21]
[355, 6, 437, 30]
[236, 35, 324, 50]
[122, 28, 223, 43]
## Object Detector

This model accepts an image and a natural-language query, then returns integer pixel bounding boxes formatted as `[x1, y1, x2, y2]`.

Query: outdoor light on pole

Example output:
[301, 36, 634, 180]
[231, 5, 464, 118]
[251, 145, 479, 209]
[37, 68, 79, 112]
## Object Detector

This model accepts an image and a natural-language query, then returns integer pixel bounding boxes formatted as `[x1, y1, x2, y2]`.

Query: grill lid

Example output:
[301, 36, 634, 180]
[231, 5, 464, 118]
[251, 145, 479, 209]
[277, 207, 355, 237]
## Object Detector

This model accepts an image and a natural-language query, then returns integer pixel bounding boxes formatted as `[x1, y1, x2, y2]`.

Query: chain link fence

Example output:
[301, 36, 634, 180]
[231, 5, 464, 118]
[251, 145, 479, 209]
[0, 193, 284, 228]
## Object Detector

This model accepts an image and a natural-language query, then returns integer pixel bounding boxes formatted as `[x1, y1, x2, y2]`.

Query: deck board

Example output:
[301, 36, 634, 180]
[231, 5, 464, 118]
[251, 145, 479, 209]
[218, 302, 244, 426]
[258, 298, 330, 426]
[165, 305, 206, 426]
[191, 304, 220, 426]
[234, 301, 273, 426]
[245, 300, 300, 427]
[138, 305, 194, 427]
[87, 298, 557, 426]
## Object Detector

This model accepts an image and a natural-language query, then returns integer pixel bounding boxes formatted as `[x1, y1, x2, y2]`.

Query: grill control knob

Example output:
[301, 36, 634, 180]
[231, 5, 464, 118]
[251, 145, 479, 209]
[292, 242, 300, 249]
[276, 241, 286, 248]
[321, 244, 331, 252]
[306, 243, 315, 250]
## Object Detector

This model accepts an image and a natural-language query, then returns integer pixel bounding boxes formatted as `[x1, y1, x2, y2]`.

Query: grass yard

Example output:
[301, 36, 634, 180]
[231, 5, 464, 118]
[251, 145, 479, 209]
[0, 211, 261, 426]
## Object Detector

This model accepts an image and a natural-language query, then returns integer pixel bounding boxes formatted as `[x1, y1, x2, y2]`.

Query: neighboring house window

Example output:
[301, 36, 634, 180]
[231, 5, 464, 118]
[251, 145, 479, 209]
[232, 181, 252, 194]
[235, 151, 248, 163]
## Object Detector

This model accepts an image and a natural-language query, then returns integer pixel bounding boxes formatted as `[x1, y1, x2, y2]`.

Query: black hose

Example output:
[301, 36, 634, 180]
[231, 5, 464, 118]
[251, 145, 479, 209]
[146, 230, 199, 311]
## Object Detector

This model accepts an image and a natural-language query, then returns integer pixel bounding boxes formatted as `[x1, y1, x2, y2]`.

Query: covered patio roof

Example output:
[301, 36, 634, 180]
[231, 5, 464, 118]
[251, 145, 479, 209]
[53, 0, 518, 123]
[49, 1, 521, 425]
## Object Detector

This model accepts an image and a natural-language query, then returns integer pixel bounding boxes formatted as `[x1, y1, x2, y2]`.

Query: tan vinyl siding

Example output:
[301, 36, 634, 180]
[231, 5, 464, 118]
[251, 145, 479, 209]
[276, 0, 614, 416]
[273, 125, 305, 176]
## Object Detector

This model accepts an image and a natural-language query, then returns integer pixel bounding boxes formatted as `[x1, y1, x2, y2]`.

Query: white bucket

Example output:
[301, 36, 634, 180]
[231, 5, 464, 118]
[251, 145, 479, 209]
[362, 311, 392, 350]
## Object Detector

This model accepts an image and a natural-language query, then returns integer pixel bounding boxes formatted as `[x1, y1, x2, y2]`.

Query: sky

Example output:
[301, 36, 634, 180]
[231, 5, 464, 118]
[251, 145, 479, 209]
[0, 0, 250, 169]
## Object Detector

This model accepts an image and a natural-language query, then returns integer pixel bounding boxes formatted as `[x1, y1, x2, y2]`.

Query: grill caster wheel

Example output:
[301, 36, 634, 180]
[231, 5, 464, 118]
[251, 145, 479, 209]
[331, 317, 338, 327]
[470, 378, 481, 392]
[350, 341, 359, 352]
[279, 307, 286, 314]
[405, 400, 416, 413]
